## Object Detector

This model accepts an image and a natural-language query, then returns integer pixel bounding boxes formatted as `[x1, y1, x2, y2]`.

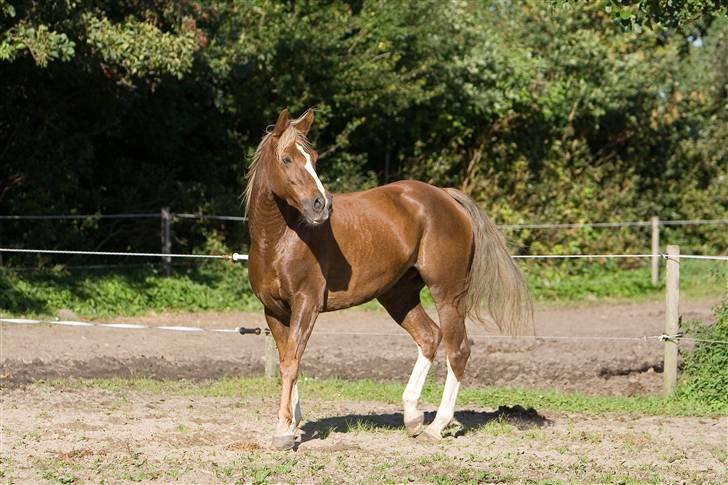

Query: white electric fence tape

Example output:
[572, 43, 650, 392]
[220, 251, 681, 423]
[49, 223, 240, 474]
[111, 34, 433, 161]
[2, 318, 726, 344]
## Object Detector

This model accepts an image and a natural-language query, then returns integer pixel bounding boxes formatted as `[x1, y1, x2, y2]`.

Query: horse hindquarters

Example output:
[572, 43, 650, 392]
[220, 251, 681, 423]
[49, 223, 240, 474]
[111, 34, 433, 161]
[414, 187, 531, 439]
[376, 186, 473, 440]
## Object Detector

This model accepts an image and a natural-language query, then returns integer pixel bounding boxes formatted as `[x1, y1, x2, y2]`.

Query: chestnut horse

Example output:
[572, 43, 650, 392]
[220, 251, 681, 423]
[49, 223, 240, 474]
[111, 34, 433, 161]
[245, 108, 532, 450]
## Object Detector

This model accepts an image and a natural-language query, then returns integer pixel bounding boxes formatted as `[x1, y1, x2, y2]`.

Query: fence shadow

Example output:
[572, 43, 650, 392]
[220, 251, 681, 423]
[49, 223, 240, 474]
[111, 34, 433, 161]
[300, 404, 550, 444]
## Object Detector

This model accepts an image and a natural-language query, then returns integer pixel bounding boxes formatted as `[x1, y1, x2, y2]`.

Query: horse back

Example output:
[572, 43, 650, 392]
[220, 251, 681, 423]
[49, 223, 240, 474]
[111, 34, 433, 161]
[322, 180, 473, 309]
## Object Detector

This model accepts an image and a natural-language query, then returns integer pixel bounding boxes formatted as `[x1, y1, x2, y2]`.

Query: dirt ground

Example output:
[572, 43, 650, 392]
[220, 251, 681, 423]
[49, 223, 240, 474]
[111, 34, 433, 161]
[0, 299, 720, 394]
[1, 385, 726, 483]
[1, 299, 726, 483]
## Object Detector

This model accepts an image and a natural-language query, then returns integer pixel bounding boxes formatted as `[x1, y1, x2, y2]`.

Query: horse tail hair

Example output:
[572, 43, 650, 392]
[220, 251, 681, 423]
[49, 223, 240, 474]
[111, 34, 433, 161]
[444, 188, 534, 336]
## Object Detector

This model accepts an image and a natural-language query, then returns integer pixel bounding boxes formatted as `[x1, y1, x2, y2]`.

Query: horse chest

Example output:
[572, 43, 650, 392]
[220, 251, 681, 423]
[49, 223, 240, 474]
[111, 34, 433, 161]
[248, 249, 281, 301]
[249, 244, 324, 310]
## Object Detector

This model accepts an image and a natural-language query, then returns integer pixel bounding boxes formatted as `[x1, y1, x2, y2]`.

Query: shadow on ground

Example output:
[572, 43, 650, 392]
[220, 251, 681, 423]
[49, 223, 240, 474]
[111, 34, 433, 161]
[300, 405, 550, 443]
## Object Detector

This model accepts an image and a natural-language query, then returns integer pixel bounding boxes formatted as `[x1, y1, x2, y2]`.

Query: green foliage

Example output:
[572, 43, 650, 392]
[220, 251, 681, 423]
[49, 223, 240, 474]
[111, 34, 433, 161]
[525, 258, 726, 301]
[603, 0, 727, 30]
[678, 297, 728, 407]
[0, 0, 726, 266]
[0, 22, 75, 66]
[0, 262, 259, 318]
[83, 14, 198, 81]
[0, 1, 200, 74]
[1, 260, 723, 318]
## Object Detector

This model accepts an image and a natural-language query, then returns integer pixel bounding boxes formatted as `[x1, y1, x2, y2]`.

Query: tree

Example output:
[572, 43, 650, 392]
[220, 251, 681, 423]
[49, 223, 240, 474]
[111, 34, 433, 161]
[1, 1, 725, 265]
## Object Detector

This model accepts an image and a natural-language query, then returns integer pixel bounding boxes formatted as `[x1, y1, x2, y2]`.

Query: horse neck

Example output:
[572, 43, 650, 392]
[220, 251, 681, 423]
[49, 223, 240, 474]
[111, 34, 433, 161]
[247, 166, 287, 248]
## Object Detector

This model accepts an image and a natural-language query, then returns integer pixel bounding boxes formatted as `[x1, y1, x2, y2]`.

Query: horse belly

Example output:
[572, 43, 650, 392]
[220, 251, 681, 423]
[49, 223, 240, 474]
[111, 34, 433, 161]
[323, 263, 409, 311]
[322, 210, 419, 311]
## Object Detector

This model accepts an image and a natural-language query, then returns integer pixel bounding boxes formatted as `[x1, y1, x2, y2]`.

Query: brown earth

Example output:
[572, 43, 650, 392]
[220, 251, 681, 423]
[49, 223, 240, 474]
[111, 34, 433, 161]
[0, 299, 720, 395]
[1, 300, 726, 483]
[1, 385, 725, 483]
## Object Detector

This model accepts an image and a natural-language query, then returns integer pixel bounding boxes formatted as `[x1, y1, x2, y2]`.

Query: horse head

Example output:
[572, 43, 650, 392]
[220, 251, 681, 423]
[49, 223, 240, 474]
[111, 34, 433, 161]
[250, 108, 331, 226]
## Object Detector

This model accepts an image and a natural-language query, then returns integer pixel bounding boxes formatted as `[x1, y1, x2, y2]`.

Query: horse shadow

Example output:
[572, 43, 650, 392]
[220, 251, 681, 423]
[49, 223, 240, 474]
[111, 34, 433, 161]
[300, 405, 550, 443]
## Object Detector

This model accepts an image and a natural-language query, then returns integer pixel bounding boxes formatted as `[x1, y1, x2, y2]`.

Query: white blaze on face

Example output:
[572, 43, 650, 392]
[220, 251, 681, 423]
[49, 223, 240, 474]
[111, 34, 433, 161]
[296, 143, 328, 211]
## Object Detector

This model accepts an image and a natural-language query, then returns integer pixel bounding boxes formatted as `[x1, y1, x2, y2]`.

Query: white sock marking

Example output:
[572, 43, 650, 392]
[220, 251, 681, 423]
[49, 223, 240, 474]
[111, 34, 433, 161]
[276, 382, 302, 435]
[403, 346, 432, 421]
[291, 382, 302, 428]
[429, 358, 461, 434]
[296, 143, 328, 211]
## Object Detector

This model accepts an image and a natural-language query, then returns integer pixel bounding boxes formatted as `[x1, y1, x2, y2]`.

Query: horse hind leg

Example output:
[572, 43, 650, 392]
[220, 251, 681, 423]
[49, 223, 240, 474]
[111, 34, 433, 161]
[378, 276, 442, 436]
[400, 304, 442, 436]
[420, 300, 470, 441]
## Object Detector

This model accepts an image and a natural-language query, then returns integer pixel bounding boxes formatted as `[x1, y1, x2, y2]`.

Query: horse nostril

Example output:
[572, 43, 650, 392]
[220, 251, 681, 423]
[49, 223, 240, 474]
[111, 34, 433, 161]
[313, 196, 324, 212]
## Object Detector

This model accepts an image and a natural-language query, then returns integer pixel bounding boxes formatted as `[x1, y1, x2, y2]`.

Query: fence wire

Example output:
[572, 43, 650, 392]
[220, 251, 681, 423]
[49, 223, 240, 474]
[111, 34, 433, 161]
[2, 318, 726, 345]
[2, 213, 727, 227]
[0, 248, 725, 262]
[0, 213, 160, 220]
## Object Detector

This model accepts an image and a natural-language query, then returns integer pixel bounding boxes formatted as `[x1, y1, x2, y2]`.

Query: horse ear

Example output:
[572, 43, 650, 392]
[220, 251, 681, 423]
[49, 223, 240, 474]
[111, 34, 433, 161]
[293, 108, 315, 136]
[272, 108, 289, 136]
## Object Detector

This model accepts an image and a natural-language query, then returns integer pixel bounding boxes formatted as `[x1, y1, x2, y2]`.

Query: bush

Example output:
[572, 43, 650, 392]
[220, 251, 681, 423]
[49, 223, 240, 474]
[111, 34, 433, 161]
[678, 296, 728, 408]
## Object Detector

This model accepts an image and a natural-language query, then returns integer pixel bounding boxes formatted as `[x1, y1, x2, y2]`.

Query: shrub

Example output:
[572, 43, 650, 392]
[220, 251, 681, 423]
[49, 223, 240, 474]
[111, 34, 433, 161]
[678, 295, 728, 408]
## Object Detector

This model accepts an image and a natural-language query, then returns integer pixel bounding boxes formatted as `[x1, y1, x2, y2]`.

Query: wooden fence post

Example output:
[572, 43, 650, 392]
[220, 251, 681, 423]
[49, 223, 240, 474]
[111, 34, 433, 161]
[264, 331, 279, 379]
[651, 216, 660, 286]
[161, 207, 171, 276]
[663, 244, 680, 397]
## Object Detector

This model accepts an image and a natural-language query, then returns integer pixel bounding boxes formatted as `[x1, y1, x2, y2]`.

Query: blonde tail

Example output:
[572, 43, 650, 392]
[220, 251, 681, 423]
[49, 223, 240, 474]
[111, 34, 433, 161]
[445, 188, 534, 336]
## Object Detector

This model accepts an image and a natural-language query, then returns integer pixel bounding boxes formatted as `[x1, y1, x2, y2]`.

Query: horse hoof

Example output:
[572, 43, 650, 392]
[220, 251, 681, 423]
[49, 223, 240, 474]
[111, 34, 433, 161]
[271, 434, 295, 450]
[417, 427, 442, 442]
[404, 414, 424, 437]
[443, 418, 464, 438]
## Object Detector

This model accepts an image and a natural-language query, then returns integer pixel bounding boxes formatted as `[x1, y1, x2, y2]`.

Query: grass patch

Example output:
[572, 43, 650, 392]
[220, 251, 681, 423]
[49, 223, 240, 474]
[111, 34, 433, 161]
[478, 417, 516, 436]
[523, 258, 726, 302]
[47, 375, 727, 416]
[0, 262, 260, 318]
[2, 259, 724, 318]
[34, 457, 81, 485]
[344, 418, 380, 433]
[427, 470, 512, 485]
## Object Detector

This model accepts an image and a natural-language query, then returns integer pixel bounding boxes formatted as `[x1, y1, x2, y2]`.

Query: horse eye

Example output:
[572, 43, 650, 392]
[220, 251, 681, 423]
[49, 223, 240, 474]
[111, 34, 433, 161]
[282, 157, 292, 165]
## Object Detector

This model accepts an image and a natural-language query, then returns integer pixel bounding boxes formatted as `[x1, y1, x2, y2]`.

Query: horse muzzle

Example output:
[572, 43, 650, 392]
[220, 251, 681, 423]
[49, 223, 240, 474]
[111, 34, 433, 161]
[303, 192, 332, 226]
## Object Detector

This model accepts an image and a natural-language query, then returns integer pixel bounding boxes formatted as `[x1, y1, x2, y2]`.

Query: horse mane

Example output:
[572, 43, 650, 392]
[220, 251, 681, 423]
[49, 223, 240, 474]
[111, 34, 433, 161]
[243, 112, 313, 216]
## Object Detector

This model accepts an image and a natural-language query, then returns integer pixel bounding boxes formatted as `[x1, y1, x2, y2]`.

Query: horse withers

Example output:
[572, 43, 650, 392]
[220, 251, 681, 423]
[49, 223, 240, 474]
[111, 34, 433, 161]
[244, 108, 533, 450]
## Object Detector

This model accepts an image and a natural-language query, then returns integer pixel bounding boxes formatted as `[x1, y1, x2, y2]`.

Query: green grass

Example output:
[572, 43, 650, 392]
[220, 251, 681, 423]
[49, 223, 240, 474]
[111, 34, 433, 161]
[47, 375, 727, 416]
[478, 417, 516, 436]
[1, 259, 724, 318]
[0, 261, 259, 318]
[523, 258, 726, 302]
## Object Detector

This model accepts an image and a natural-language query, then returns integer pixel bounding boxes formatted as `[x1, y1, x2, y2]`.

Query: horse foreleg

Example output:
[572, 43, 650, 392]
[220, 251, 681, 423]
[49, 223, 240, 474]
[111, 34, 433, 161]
[269, 300, 319, 450]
